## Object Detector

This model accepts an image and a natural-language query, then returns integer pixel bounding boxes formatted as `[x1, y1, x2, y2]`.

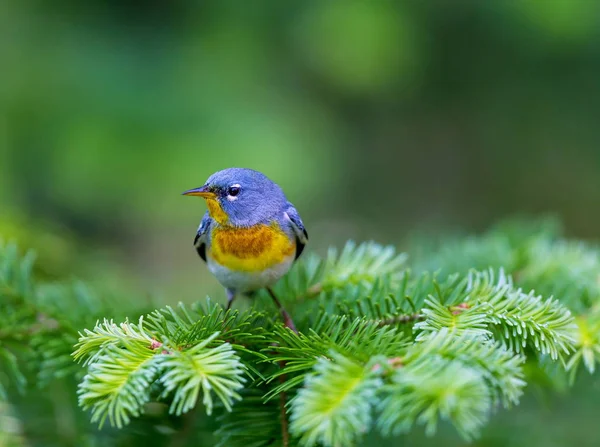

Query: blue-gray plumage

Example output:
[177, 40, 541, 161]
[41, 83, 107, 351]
[183, 168, 308, 331]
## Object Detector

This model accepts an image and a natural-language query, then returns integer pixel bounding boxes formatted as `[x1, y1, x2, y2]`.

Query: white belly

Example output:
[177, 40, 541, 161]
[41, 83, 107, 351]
[206, 252, 295, 293]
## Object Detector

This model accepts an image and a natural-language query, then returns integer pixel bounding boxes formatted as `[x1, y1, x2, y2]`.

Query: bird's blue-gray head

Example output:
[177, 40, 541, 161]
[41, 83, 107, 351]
[182, 168, 288, 227]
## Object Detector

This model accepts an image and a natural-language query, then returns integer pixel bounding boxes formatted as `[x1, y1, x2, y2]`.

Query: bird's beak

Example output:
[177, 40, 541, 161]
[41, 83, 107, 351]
[181, 185, 217, 199]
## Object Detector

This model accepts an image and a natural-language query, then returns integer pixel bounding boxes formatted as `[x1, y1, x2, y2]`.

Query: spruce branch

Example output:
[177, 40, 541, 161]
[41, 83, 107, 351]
[377, 356, 491, 441]
[265, 315, 409, 400]
[310, 241, 407, 295]
[73, 317, 155, 366]
[5, 221, 599, 445]
[75, 313, 250, 428]
[0, 241, 77, 397]
[0, 241, 36, 299]
[416, 269, 578, 360]
[331, 270, 464, 324]
[408, 329, 525, 408]
[375, 330, 524, 441]
[0, 346, 27, 400]
[33, 332, 81, 386]
[0, 240, 160, 398]
[158, 332, 245, 416]
[519, 240, 600, 312]
[414, 297, 490, 337]
[145, 300, 272, 354]
[270, 241, 407, 304]
[566, 310, 600, 380]
[289, 351, 381, 447]
[214, 389, 284, 447]
[77, 341, 160, 428]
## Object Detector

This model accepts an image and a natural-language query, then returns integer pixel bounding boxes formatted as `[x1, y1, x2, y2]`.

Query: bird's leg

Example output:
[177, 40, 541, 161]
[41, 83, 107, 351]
[226, 288, 236, 311]
[266, 287, 298, 334]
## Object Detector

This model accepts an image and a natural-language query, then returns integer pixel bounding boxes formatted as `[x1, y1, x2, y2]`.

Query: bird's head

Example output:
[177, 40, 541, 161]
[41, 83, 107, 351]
[183, 168, 287, 227]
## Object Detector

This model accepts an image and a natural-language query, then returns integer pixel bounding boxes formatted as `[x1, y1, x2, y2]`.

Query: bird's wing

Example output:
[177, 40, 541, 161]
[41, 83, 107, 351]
[194, 211, 212, 263]
[284, 202, 308, 260]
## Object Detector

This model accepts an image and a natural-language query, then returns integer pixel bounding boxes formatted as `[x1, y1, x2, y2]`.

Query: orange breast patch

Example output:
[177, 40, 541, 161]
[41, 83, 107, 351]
[210, 223, 295, 272]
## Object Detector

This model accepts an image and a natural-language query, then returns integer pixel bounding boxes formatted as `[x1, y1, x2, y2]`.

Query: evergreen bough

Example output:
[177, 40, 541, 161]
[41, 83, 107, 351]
[1, 218, 599, 446]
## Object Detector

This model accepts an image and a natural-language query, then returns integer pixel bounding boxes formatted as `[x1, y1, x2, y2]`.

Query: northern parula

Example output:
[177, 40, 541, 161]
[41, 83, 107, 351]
[183, 168, 308, 330]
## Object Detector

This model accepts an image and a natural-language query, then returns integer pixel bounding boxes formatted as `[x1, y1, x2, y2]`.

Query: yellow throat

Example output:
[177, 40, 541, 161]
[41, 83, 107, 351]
[205, 197, 229, 225]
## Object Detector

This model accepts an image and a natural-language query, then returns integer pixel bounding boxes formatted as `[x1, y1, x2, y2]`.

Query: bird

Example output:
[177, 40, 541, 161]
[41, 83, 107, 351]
[182, 168, 308, 332]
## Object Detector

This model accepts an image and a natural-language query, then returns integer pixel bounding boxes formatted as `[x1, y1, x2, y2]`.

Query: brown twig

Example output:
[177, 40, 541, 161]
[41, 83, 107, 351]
[278, 372, 290, 447]
[270, 340, 291, 447]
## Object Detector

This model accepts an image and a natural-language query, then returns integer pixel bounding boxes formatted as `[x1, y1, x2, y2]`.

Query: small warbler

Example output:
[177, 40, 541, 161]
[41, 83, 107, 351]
[183, 168, 308, 331]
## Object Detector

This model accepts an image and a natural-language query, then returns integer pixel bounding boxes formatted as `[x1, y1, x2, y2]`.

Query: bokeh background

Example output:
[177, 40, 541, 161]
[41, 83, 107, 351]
[2, 1, 600, 446]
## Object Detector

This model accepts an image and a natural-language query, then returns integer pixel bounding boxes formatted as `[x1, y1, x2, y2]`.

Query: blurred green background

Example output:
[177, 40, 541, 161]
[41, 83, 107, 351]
[2, 1, 600, 446]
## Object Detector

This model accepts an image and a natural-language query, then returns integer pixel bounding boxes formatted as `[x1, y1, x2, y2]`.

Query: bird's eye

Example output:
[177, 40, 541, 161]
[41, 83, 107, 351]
[228, 185, 241, 197]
